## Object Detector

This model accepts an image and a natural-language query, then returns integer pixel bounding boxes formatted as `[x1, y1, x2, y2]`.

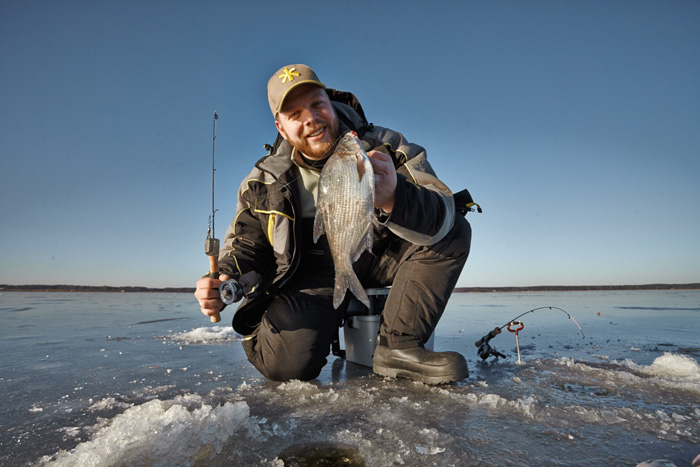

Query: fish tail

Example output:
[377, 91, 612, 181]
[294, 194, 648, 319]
[333, 270, 369, 309]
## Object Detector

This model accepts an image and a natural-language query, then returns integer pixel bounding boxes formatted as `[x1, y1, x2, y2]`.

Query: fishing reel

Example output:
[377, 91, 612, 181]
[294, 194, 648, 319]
[219, 279, 245, 305]
[475, 327, 507, 360]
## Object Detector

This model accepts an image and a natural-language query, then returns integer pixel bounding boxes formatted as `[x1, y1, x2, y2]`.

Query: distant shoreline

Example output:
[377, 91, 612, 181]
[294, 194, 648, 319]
[453, 283, 700, 293]
[1, 283, 698, 294]
[0, 285, 196, 293]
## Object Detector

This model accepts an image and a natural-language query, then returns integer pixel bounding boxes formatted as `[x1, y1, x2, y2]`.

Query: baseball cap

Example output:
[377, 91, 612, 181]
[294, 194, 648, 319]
[267, 64, 326, 116]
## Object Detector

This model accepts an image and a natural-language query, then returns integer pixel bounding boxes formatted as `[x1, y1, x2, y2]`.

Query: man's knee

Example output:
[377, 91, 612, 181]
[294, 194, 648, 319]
[452, 216, 472, 258]
[258, 356, 325, 382]
[242, 319, 328, 382]
[431, 215, 471, 261]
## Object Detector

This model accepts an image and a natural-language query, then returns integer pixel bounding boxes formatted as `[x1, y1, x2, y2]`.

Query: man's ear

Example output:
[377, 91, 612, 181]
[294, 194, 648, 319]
[275, 120, 288, 140]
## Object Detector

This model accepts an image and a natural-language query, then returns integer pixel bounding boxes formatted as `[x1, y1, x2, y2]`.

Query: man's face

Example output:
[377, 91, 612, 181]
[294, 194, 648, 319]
[275, 84, 339, 160]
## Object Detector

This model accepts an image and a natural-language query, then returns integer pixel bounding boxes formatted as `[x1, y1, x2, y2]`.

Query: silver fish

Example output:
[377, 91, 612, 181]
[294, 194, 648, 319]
[313, 131, 375, 309]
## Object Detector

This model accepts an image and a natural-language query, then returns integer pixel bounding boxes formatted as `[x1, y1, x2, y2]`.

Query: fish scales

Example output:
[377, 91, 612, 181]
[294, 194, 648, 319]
[313, 131, 375, 309]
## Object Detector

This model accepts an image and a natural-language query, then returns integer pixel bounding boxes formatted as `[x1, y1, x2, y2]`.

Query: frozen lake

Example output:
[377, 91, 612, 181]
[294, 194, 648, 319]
[1, 290, 698, 466]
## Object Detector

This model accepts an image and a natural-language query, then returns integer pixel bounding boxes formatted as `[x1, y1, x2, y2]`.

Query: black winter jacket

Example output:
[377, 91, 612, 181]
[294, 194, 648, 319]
[220, 98, 457, 335]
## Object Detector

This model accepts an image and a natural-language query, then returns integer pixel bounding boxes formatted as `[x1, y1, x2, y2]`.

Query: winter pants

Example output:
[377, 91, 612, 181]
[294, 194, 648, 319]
[242, 215, 472, 381]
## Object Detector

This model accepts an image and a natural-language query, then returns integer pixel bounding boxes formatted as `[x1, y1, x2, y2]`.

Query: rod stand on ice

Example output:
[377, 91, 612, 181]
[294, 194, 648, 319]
[507, 321, 524, 364]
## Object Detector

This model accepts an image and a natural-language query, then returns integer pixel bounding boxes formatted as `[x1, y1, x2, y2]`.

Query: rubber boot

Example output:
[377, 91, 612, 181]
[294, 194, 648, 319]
[373, 341, 468, 385]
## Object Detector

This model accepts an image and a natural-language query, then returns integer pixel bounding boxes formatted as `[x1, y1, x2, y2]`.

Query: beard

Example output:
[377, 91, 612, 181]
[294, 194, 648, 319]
[293, 117, 340, 160]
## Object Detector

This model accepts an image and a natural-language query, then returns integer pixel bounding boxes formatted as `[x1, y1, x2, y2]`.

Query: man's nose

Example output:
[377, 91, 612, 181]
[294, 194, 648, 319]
[301, 107, 318, 124]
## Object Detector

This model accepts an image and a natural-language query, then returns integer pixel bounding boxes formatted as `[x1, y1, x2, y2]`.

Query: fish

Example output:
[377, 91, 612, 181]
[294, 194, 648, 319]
[313, 131, 375, 309]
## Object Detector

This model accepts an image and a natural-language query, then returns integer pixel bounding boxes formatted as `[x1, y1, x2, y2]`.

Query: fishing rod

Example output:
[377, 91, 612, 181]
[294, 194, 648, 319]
[500, 306, 584, 338]
[475, 306, 584, 361]
[204, 111, 221, 323]
[202, 111, 248, 313]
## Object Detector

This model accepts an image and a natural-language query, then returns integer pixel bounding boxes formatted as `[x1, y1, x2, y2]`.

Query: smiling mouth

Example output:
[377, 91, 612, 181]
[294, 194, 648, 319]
[307, 127, 325, 139]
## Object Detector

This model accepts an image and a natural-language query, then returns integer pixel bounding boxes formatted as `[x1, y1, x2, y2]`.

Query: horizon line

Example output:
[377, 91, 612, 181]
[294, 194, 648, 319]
[1, 283, 699, 293]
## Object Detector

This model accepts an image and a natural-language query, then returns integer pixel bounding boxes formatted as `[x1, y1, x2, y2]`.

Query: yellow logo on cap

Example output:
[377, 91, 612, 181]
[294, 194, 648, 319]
[278, 67, 301, 84]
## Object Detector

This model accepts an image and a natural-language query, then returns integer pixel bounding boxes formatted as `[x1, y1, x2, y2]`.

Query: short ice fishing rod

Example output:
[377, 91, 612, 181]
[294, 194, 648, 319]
[205, 111, 221, 323]
[500, 307, 584, 338]
[202, 111, 248, 320]
[475, 306, 584, 361]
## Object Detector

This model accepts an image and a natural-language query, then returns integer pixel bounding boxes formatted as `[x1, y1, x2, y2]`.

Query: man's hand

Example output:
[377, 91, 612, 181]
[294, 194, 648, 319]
[368, 150, 396, 213]
[194, 273, 228, 318]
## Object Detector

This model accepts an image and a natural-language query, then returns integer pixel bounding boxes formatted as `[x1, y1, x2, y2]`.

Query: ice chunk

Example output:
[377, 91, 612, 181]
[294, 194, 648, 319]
[169, 326, 238, 344]
[600, 410, 626, 424]
[89, 397, 133, 411]
[644, 353, 700, 383]
[478, 393, 503, 409]
[415, 445, 445, 455]
[41, 394, 257, 466]
[635, 460, 678, 467]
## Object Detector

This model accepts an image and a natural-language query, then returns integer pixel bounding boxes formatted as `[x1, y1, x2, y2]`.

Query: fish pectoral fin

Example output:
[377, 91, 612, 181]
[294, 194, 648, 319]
[355, 153, 366, 182]
[312, 208, 325, 243]
[350, 222, 373, 263]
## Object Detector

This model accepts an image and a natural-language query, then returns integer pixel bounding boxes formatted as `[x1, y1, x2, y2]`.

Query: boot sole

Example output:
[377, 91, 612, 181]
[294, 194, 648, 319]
[373, 362, 466, 385]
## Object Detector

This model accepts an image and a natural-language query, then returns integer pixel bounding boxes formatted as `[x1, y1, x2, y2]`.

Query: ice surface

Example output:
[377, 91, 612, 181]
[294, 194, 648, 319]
[168, 326, 239, 345]
[41, 394, 256, 466]
[634, 353, 700, 385]
[1, 291, 699, 466]
[36, 368, 700, 466]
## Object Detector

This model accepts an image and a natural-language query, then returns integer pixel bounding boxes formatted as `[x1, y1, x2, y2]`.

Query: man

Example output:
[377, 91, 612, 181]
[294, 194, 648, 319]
[195, 64, 472, 384]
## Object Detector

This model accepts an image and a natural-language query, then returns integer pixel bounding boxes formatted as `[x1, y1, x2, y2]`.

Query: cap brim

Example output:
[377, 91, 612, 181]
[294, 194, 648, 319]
[276, 80, 326, 114]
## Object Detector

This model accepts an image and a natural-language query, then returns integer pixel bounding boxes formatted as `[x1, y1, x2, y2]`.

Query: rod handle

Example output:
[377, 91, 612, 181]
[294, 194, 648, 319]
[208, 255, 221, 323]
[474, 327, 501, 347]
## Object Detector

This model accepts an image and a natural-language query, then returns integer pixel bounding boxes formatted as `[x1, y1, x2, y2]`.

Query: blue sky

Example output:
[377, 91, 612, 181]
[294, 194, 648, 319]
[1, 1, 699, 288]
